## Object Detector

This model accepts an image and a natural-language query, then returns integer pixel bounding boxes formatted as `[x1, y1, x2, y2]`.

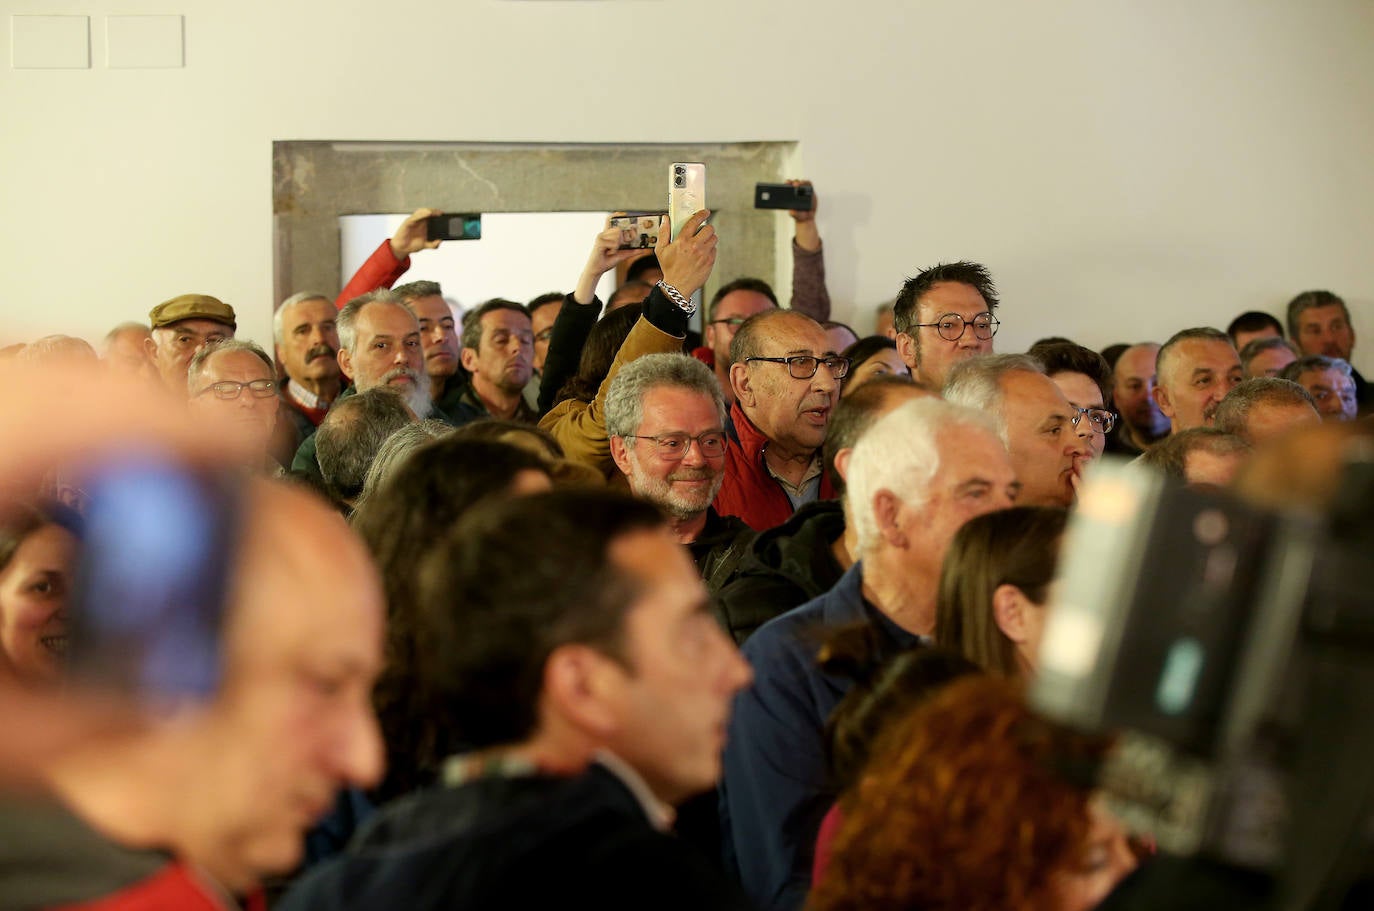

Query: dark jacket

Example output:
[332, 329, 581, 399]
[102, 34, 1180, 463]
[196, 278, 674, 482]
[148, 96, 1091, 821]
[719, 564, 919, 911]
[276, 763, 753, 911]
[712, 500, 847, 645]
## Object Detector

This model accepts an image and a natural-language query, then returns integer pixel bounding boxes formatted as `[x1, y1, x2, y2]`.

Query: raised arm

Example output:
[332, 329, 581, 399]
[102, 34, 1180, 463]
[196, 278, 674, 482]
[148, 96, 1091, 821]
[334, 208, 441, 309]
[786, 180, 830, 322]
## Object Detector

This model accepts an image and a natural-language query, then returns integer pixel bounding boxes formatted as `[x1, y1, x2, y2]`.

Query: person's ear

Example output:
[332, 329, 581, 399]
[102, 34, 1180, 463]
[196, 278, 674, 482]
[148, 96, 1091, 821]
[143, 335, 158, 361]
[460, 347, 480, 374]
[993, 583, 1031, 644]
[832, 446, 855, 485]
[610, 435, 633, 478]
[1152, 383, 1174, 419]
[543, 644, 621, 740]
[872, 489, 908, 549]
[730, 362, 753, 407]
[337, 346, 354, 382]
[895, 331, 919, 371]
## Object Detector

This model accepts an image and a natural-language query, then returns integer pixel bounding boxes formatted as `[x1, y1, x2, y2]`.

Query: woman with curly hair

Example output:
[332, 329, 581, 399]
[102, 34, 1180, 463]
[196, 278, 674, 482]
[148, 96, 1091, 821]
[809, 676, 1137, 911]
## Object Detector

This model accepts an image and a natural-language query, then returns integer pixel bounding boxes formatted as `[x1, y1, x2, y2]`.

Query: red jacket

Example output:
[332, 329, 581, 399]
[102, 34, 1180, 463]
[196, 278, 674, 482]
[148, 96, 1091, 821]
[335, 241, 410, 310]
[714, 401, 836, 531]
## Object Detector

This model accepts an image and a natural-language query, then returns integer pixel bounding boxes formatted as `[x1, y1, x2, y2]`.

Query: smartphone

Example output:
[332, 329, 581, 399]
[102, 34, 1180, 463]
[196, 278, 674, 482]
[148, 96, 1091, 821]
[66, 452, 240, 701]
[610, 212, 666, 250]
[755, 182, 815, 211]
[425, 213, 482, 242]
[668, 162, 706, 241]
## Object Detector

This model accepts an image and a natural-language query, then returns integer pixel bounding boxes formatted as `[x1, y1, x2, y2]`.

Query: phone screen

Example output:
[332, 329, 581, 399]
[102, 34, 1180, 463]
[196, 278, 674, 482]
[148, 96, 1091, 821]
[67, 453, 239, 700]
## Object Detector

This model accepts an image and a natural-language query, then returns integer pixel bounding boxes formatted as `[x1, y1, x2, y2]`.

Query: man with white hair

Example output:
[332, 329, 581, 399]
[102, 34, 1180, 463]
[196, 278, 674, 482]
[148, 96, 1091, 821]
[291, 290, 441, 482]
[719, 398, 1019, 911]
[271, 291, 343, 463]
[944, 353, 1094, 507]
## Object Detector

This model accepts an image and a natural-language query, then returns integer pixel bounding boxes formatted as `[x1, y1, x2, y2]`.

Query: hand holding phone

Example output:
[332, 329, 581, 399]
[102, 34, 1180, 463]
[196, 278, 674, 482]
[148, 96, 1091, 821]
[425, 213, 482, 242]
[654, 208, 717, 300]
[668, 162, 706, 241]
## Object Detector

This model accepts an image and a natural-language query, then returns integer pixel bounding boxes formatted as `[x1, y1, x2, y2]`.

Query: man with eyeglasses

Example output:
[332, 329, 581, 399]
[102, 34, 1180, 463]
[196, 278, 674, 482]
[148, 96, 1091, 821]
[716, 310, 845, 531]
[186, 339, 282, 473]
[607, 354, 738, 548]
[892, 261, 1000, 388]
[1029, 341, 1117, 460]
[146, 294, 237, 392]
[945, 354, 1094, 508]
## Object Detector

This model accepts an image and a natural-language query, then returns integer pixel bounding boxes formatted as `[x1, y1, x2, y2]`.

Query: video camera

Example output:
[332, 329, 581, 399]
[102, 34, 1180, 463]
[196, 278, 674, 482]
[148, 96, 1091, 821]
[1032, 439, 1374, 911]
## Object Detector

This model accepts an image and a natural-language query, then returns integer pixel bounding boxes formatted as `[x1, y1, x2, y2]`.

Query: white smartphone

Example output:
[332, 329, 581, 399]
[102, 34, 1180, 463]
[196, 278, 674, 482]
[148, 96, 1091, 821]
[668, 162, 706, 241]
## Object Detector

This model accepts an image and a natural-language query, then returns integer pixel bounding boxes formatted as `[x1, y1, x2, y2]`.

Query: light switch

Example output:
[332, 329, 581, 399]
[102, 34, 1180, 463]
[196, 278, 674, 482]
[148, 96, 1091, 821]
[11, 15, 90, 69]
[106, 15, 183, 69]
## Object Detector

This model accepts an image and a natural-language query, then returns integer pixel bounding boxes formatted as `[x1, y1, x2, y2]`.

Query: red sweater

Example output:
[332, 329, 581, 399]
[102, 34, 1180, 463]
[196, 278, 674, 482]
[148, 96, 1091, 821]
[713, 401, 835, 531]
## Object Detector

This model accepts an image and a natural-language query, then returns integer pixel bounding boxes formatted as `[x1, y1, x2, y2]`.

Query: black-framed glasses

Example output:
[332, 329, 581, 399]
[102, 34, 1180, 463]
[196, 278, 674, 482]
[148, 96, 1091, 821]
[628, 430, 728, 461]
[744, 355, 851, 380]
[1070, 406, 1116, 434]
[196, 379, 277, 401]
[911, 312, 1000, 342]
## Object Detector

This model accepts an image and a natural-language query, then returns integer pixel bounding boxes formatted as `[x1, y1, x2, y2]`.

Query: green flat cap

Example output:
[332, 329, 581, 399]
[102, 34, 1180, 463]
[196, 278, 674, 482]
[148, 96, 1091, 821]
[149, 294, 237, 330]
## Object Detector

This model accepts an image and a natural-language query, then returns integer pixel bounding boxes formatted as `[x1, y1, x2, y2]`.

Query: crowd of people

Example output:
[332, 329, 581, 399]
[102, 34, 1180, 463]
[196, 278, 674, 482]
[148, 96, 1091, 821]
[0, 181, 1369, 910]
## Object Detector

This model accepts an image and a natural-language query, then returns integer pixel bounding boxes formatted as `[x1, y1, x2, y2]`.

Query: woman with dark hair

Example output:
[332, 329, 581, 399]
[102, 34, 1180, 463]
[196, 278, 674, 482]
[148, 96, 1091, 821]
[352, 437, 554, 801]
[839, 335, 910, 397]
[811, 676, 1137, 911]
[0, 503, 81, 684]
[935, 505, 1069, 676]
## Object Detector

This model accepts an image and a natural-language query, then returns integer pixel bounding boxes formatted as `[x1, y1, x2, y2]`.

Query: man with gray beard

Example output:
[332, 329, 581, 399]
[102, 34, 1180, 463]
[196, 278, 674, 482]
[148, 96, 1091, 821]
[606, 353, 751, 591]
[292, 290, 443, 483]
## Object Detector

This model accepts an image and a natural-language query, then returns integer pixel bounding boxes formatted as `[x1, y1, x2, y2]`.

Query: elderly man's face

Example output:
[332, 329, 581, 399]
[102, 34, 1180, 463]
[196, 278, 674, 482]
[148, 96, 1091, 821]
[1000, 370, 1094, 507]
[1296, 366, 1358, 421]
[147, 319, 233, 390]
[1155, 339, 1242, 432]
[340, 302, 426, 397]
[732, 315, 839, 457]
[187, 349, 279, 460]
[612, 386, 726, 521]
[1295, 304, 1356, 362]
[276, 298, 340, 388]
[897, 282, 995, 389]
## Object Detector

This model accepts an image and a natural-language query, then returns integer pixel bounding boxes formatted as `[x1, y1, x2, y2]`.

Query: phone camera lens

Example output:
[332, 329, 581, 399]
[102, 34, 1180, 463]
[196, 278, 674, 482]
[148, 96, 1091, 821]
[674, 176, 685, 188]
[674, 166, 686, 176]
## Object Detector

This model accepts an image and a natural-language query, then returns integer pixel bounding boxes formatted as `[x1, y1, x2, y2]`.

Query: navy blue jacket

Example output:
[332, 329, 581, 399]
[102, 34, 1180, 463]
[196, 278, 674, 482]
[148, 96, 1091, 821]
[719, 563, 919, 911]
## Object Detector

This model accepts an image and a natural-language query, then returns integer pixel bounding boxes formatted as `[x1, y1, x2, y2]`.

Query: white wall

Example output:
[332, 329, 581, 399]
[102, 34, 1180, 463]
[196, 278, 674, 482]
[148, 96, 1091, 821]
[3, 0, 1372, 376]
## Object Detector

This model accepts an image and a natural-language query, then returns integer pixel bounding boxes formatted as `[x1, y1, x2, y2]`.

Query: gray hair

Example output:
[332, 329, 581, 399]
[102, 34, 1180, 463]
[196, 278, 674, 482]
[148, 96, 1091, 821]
[353, 419, 452, 513]
[338, 289, 406, 355]
[1140, 427, 1251, 482]
[1280, 354, 1353, 382]
[1238, 336, 1298, 374]
[102, 321, 149, 346]
[392, 280, 442, 303]
[942, 353, 1044, 445]
[274, 292, 331, 345]
[1285, 290, 1348, 340]
[315, 389, 416, 503]
[186, 338, 275, 394]
[847, 397, 1000, 557]
[605, 353, 726, 439]
[1155, 327, 1233, 386]
[1213, 377, 1316, 438]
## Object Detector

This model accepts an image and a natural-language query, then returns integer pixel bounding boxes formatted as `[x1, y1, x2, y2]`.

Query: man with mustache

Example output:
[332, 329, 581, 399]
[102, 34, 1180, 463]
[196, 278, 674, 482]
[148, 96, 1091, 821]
[271, 292, 343, 464]
[1152, 327, 1243, 434]
[715, 310, 844, 531]
[291, 290, 440, 483]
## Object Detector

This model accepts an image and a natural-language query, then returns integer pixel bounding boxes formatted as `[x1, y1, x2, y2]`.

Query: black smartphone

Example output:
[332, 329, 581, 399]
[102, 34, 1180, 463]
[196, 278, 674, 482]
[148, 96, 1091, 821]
[610, 212, 666, 250]
[67, 453, 240, 701]
[425, 213, 482, 242]
[754, 182, 814, 211]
